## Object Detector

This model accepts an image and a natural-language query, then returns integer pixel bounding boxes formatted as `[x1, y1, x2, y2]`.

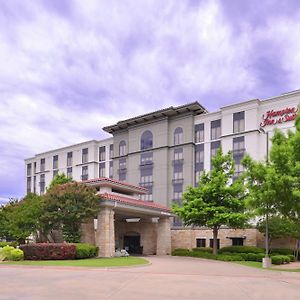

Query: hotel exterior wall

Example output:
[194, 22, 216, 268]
[171, 228, 260, 251]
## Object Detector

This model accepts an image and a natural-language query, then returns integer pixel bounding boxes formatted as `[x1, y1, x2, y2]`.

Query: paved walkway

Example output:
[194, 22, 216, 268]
[1, 256, 300, 300]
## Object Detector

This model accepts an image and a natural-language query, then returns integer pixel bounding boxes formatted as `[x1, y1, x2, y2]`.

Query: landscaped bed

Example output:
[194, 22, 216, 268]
[235, 261, 300, 272]
[172, 246, 298, 267]
[1, 257, 149, 267]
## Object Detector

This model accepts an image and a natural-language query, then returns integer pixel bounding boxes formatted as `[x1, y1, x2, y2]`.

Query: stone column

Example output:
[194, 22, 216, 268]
[80, 218, 96, 245]
[96, 207, 115, 257]
[156, 217, 171, 255]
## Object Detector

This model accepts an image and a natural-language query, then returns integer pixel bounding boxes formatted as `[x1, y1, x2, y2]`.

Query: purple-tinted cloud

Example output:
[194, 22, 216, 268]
[0, 0, 300, 201]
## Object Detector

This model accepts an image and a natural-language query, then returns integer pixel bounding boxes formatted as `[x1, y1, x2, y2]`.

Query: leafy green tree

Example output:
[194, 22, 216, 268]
[243, 110, 300, 256]
[0, 195, 44, 243]
[42, 182, 99, 242]
[47, 173, 73, 190]
[173, 149, 248, 255]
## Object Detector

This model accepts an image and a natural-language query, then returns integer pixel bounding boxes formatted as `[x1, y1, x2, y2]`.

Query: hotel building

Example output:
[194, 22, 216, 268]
[25, 90, 300, 254]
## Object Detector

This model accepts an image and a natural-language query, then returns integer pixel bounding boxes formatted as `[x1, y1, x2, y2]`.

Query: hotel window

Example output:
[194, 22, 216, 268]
[33, 176, 36, 194]
[141, 152, 153, 165]
[53, 155, 58, 169]
[174, 148, 183, 161]
[141, 130, 153, 150]
[82, 148, 88, 163]
[27, 163, 32, 176]
[109, 144, 114, 159]
[173, 163, 183, 182]
[33, 162, 36, 173]
[109, 161, 113, 178]
[118, 158, 126, 181]
[27, 177, 31, 194]
[141, 186, 153, 201]
[211, 119, 221, 140]
[195, 144, 204, 185]
[40, 158, 45, 172]
[209, 238, 220, 249]
[195, 123, 204, 143]
[174, 127, 183, 145]
[40, 174, 45, 195]
[67, 167, 72, 179]
[231, 238, 244, 246]
[119, 140, 126, 156]
[233, 136, 245, 180]
[196, 238, 206, 248]
[99, 146, 106, 161]
[210, 140, 221, 168]
[173, 183, 183, 201]
[53, 169, 58, 178]
[67, 152, 72, 167]
[233, 111, 245, 133]
[99, 162, 106, 177]
[140, 152, 153, 200]
[81, 166, 88, 181]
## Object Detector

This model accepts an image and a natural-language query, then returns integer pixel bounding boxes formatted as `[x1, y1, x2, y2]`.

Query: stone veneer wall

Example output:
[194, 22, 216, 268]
[115, 219, 157, 255]
[171, 228, 261, 250]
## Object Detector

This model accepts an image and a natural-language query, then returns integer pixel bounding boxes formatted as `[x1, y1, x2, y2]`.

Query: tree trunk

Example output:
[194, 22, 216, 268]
[212, 226, 218, 255]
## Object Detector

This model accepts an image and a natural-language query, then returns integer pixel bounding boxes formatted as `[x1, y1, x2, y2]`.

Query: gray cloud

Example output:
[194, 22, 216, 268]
[0, 0, 300, 200]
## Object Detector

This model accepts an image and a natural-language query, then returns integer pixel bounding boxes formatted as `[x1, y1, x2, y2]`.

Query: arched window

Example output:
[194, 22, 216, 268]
[119, 140, 126, 156]
[141, 130, 153, 150]
[174, 127, 183, 145]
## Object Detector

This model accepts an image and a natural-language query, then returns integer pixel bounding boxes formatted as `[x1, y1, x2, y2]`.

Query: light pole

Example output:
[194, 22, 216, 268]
[259, 127, 272, 268]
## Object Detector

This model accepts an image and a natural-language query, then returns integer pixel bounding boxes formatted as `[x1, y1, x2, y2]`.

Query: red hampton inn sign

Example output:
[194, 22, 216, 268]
[260, 107, 298, 127]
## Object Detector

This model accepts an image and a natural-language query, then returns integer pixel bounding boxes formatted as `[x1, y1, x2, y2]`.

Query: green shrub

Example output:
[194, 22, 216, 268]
[218, 246, 264, 254]
[74, 243, 98, 259]
[192, 247, 213, 253]
[271, 255, 283, 265]
[0, 245, 23, 261]
[287, 254, 295, 262]
[171, 249, 190, 256]
[0, 242, 18, 248]
[271, 255, 291, 265]
[8, 249, 24, 261]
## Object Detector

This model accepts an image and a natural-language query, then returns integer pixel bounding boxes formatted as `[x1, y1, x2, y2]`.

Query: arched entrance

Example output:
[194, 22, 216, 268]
[123, 231, 143, 254]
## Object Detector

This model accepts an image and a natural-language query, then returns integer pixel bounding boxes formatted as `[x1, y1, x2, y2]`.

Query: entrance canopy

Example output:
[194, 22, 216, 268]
[82, 177, 174, 257]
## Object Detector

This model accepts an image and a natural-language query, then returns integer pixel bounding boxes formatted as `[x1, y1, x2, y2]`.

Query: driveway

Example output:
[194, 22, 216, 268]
[1, 256, 300, 300]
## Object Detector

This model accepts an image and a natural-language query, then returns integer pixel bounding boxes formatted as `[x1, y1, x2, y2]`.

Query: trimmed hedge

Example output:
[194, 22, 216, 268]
[218, 246, 264, 254]
[20, 243, 76, 260]
[192, 247, 213, 253]
[0, 242, 18, 248]
[271, 248, 294, 256]
[74, 243, 98, 259]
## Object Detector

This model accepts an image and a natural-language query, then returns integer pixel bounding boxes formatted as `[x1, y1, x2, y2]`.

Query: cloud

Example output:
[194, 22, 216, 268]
[0, 0, 300, 198]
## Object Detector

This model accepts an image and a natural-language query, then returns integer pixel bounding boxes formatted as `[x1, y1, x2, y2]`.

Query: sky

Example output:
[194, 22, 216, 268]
[1, 0, 300, 201]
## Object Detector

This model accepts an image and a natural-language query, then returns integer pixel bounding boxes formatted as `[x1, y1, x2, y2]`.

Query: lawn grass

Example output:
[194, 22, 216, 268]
[234, 261, 300, 272]
[1, 257, 149, 268]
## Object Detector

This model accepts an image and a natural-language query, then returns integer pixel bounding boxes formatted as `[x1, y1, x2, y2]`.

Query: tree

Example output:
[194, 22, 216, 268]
[42, 182, 100, 242]
[47, 173, 73, 190]
[173, 149, 248, 255]
[0, 194, 44, 243]
[243, 110, 300, 257]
